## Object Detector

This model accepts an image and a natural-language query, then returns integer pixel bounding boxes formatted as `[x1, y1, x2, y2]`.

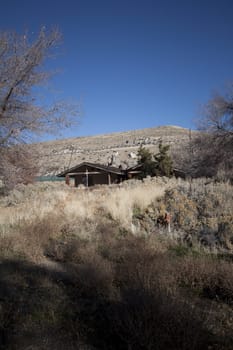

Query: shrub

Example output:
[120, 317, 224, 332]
[177, 255, 233, 305]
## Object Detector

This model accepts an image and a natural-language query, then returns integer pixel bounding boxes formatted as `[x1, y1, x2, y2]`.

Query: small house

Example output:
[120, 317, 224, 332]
[57, 162, 126, 187]
[57, 162, 186, 187]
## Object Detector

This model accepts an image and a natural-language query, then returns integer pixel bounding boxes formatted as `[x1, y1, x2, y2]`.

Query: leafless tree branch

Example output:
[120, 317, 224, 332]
[0, 28, 80, 190]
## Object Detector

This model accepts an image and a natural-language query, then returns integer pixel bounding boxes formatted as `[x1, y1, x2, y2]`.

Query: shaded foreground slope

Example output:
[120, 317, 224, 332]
[0, 177, 232, 349]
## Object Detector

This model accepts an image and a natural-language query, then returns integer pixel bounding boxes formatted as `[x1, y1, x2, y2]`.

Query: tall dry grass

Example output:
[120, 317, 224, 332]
[0, 176, 232, 261]
[0, 179, 167, 232]
[0, 179, 168, 261]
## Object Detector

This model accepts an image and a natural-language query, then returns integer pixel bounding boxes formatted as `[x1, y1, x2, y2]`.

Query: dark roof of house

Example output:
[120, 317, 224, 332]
[127, 164, 143, 171]
[57, 161, 186, 178]
[173, 168, 186, 177]
[57, 162, 124, 177]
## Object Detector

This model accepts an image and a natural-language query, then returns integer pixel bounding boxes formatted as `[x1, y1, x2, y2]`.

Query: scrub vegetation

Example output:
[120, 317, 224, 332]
[0, 177, 232, 349]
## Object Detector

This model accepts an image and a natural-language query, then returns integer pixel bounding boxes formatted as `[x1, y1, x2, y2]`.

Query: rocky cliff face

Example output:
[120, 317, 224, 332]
[31, 126, 194, 176]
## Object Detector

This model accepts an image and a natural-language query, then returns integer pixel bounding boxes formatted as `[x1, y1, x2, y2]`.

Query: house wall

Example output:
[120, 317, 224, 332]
[74, 172, 121, 187]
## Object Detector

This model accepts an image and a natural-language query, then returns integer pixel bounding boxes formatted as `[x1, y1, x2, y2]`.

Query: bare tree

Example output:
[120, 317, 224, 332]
[0, 28, 79, 190]
[199, 91, 233, 136]
[180, 88, 233, 181]
[0, 145, 38, 190]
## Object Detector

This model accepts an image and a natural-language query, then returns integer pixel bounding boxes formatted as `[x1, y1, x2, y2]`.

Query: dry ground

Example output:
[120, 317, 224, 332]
[0, 177, 232, 349]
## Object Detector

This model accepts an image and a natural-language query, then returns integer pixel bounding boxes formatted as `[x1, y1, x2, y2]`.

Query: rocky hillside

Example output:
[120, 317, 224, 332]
[31, 125, 195, 176]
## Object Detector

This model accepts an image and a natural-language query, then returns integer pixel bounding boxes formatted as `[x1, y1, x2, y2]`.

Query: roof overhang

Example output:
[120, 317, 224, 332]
[57, 162, 125, 177]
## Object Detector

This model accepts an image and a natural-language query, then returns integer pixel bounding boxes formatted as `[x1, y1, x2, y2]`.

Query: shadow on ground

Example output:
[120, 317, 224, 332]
[0, 256, 230, 350]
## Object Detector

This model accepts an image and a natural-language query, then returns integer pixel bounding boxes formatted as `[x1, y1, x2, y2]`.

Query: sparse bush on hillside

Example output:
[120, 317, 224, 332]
[123, 178, 233, 250]
[163, 180, 233, 248]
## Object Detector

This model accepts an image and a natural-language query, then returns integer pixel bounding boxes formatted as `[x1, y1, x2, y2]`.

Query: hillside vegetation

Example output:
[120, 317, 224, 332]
[29, 125, 192, 176]
[0, 177, 232, 349]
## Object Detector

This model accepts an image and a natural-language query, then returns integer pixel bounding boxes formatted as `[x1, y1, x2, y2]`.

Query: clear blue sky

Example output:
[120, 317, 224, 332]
[2, 0, 233, 139]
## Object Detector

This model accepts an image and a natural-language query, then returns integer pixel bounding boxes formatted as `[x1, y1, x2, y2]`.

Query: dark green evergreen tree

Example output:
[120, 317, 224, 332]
[154, 142, 173, 177]
[137, 143, 173, 179]
[137, 146, 156, 179]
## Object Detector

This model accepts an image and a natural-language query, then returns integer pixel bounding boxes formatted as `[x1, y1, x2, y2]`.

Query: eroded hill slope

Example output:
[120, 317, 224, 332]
[31, 125, 194, 176]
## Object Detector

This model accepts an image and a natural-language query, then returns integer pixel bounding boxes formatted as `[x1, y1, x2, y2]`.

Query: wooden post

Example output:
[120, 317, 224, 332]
[108, 173, 111, 185]
[86, 168, 89, 187]
[65, 174, 70, 186]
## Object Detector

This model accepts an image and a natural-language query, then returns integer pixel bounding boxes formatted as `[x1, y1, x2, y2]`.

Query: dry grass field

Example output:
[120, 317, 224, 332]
[0, 176, 233, 349]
